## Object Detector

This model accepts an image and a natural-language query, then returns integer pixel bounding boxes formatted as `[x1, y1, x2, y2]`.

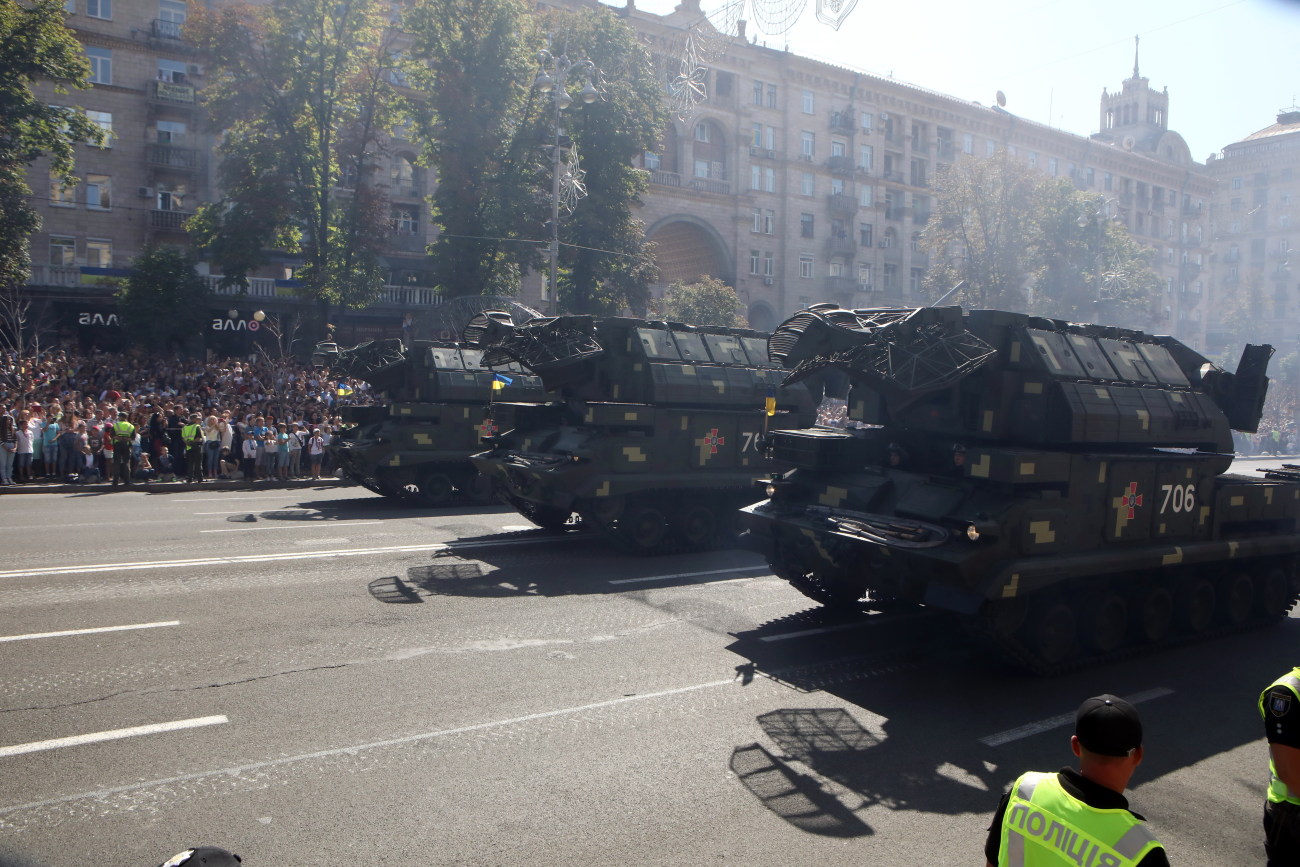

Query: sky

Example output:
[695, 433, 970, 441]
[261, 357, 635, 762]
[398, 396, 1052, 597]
[623, 0, 1300, 163]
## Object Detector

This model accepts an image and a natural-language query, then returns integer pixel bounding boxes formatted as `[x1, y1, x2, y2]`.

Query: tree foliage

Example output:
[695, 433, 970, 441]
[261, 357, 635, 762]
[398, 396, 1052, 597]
[401, 0, 539, 299]
[116, 246, 211, 352]
[921, 155, 1161, 330]
[0, 0, 100, 290]
[651, 276, 745, 327]
[541, 7, 667, 316]
[186, 0, 400, 309]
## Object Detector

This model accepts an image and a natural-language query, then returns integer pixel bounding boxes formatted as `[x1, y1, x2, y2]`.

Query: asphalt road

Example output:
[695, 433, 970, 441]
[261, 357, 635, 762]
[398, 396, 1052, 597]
[0, 462, 1296, 867]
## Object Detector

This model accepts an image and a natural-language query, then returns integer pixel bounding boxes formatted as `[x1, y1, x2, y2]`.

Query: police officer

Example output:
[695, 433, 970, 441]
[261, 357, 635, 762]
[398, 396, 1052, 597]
[1261, 666, 1300, 865]
[182, 413, 205, 483]
[984, 694, 1168, 866]
[109, 409, 136, 487]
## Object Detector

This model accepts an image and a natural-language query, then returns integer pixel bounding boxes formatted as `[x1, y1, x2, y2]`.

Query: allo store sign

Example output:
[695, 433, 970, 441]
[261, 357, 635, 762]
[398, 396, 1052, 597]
[211, 317, 261, 331]
[79, 312, 121, 327]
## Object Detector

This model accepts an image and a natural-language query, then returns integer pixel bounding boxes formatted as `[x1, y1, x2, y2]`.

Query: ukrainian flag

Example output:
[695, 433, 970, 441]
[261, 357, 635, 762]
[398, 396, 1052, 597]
[491, 373, 513, 391]
[336, 384, 354, 396]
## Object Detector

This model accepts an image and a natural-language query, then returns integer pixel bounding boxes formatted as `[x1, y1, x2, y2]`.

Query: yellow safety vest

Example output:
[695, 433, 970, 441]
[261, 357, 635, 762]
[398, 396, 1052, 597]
[997, 772, 1161, 867]
[112, 420, 135, 444]
[1260, 667, 1300, 806]
[182, 423, 203, 446]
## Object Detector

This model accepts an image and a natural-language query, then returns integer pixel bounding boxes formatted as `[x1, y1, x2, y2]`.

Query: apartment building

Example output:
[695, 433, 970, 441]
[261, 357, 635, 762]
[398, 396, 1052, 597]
[624, 1, 1214, 345]
[24, 0, 1216, 351]
[1204, 110, 1300, 355]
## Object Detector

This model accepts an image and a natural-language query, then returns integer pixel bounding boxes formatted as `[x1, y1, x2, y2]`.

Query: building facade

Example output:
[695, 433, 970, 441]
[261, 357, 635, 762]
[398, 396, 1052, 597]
[24, 0, 1218, 352]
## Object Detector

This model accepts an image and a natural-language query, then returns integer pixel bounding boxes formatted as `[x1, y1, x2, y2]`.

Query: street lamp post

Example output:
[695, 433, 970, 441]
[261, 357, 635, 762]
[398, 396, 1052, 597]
[533, 46, 601, 314]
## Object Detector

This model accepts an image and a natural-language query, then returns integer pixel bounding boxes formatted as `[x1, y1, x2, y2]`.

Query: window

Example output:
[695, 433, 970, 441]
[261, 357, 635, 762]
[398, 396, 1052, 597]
[1048, 157, 1058, 176]
[157, 58, 187, 83]
[763, 209, 775, 234]
[799, 255, 813, 278]
[986, 140, 996, 157]
[390, 206, 419, 235]
[962, 133, 973, 155]
[858, 186, 873, 208]
[86, 0, 110, 19]
[694, 123, 710, 143]
[860, 112, 872, 133]
[1087, 168, 1095, 187]
[752, 123, 762, 148]
[85, 239, 112, 268]
[752, 80, 763, 105]
[802, 90, 814, 114]
[800, 172, 814, 196]
[766, 84, 777, 108]
[800, 213, 815, 238]
[85, 110, 112, 146]
[857, 263, 872, 286]
[831, 140, 846, 158]
[763, 126, 775, 150]
[910, 232, 921, 251]
[859, 223, 873, 246]
[859, 144, 874, 171]
[800, 131, 815, 157]
[749, 250, 761, 275]
[643, 151, 659, 171]
[157, 189, 183, 211]
[828, 261, 845, 278]
[86, 46, 111, 84]
[391, 156, 416, 193]
[1103, 172, 1112, 192]
[49, 173, 74, 206]
[49, 236, 75, 266]
[85, 174, 110, 209]
[910, 268, 923, 293]
[159, 0, 186, 24]
[751, 165, 761, 190]
[763, 167, 775, 192]
[829, 177, 844, 196]
[1027, 151, 1037, 169]
[883, 263, 897, 290]
[762, 252, 774, 277]
[693, 159, 710, 178]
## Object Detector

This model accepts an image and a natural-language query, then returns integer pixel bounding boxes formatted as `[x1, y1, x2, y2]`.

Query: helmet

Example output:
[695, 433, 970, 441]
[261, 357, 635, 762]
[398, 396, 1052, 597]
[158, 848, 241, 867]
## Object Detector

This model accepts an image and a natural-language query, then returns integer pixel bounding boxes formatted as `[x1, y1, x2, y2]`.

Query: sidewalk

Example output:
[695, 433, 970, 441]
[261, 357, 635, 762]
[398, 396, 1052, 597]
[0, 475, 354, 495]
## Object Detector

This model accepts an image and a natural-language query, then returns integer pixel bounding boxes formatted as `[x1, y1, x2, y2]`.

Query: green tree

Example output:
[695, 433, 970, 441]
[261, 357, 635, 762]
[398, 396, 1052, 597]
[920, 153, 1040, 310]
[651, 276, 745, 327]
[922, 155, 1161, 329]
[116, 247, 211, 352]
[0, 0, 100, 297]
[401, 0, 539, 299]
[186, 0, 400, 312]
[544, 7, 668, 316]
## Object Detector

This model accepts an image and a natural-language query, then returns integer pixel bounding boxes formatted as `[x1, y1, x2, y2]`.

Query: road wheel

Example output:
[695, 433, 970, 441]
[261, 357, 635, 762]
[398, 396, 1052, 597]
[1175, 577, 1215, 634]
[676, 504, 717, 550]
[620, 504, 670, 555]
[1083, 592, 1128, 655]
[1134, 586, 1174, 646]
[1257, 566, 1292, 619]
[417, 472, 455, 506]
[1026, 599, 1078, 669]
[985, 597, 1028, 639]
[1221, 572, 1255, 626]
[517, 500, 573, 532]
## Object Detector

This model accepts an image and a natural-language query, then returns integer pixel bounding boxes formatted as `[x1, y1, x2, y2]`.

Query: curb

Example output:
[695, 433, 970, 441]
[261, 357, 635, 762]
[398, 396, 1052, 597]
[0, 477, 355, 495]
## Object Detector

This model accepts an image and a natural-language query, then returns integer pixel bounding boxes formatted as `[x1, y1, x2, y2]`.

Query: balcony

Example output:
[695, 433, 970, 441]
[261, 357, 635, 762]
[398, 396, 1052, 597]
[687, 177, 731, 195]
[911, 140, 930, 155]
[827, 192, 857, 215]
[936, 142, 954, 161]
[150, 18, 184, 40]
[825, 236, 857, 255]
[650, 170, 681, 188]
[912, 210, 931, 225]
[148, 79, 196, 106]
[1182, 201, 1203, 217]
[146, 143, 199, 170]
[825, 276, 858, 295]
[149, 209, 191, 232]
[883, 170, 905, 184]
[826, 155, 854, 176]
[829, 110, 856, 134]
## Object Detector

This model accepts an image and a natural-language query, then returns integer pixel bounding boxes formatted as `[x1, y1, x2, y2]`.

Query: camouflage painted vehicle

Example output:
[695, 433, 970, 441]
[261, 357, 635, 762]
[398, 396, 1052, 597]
[739, 304, 1300, 673]
[314, 338, 545, 505]
[464, 313, 820, 554]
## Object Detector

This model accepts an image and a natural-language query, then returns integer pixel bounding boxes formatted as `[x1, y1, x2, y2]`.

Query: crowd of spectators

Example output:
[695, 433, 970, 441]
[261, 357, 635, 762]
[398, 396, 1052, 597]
[0, 348, 375, 486]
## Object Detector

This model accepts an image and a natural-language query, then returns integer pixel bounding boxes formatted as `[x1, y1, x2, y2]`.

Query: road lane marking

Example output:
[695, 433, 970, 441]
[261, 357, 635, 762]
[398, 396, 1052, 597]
[193, 509, 317, 515]
[0, 620, 180, 643]
[0, 536, 581, 579]
[200, 520, 383, 533]
[978, 688, 1175, 747]
[0, 716, 228, 759]
[608, 566, 767, 585]
[0, 679, 732, 816]
[174, 496, 315, 502]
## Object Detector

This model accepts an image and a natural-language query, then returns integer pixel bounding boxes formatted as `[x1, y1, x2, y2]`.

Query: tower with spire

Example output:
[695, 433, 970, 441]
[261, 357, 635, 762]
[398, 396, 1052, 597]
[1096, 36, 1171, 153]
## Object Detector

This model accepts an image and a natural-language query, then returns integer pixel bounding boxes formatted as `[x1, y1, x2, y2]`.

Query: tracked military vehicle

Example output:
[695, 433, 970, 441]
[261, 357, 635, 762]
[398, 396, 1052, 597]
[314, 338, 545, 504]
[464, 313, 820, 553]
[739, 304, 1300, 673]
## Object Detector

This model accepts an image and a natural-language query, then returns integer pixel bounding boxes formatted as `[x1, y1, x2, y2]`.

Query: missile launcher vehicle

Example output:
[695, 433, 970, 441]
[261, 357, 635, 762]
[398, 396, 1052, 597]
[738, 304, 1300, 673]
[464, 313, 820, 553]
[314, 338, 545, 504]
